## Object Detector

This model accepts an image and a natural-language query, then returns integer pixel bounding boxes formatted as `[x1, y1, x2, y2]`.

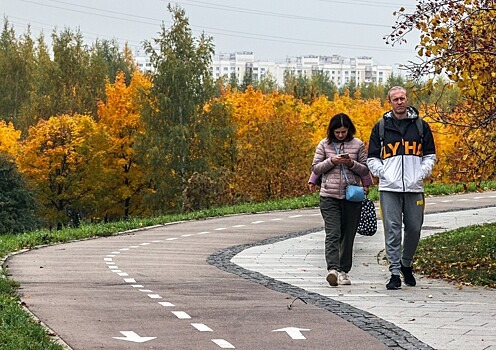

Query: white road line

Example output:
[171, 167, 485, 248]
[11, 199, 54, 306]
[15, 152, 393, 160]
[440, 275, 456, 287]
[171, 311, 191, 319]
[120, 248, 130, 251]
[129, 246, 139, 248]
[212, 339, 235, 348]
[112, 270, 122, 273]
[191, 323, 213, 332]
[148, 294, 162, 299]
[271, 218, 283, 221]
[215, 227, 227, 231]
[158, 301, 175, 307]
[131, 285, 144, 288]
[232, 225, 245, 228]
[166, 237, 178, 241]
[289, 215, 303, 218]
[140, 243, 151, 246]
[106, 262, 115, 265]
[251, 221, 264, 224]
[117, 272, 128, 276]
[181, 234, 193, 237]
[104, 258, 113, 261]
[124, 278, 136, 283]
[111, 251, 121, 254]
[108, 266, 118, 269]
[152, 240, 161, 243]
[197, 231, 209, 235]
[106, 255, 116, 257]
[139, 289, 153, 293]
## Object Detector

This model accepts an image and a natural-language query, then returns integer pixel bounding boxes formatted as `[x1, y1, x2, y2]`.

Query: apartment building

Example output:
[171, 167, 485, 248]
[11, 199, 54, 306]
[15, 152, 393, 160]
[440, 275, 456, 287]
[210, 52, 393, 88]
[135, 51, 393, 88]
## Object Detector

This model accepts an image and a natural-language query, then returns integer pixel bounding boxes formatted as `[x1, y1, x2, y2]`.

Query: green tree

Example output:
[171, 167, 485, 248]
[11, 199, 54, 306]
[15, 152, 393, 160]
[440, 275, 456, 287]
[0, 19, 34, 127]
[0, 153, 40, 234]
[140, 4, 216, 212]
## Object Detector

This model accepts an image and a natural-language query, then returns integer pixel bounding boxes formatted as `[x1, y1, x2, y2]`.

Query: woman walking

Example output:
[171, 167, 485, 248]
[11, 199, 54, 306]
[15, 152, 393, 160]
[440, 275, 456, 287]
[312, 113, 369, 286]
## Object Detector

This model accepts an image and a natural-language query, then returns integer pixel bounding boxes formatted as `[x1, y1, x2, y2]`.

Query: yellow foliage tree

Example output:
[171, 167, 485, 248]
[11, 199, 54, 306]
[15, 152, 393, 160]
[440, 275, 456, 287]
[96, 70, 152, 219]
[0, 120, 21, 157]
[18, 114, 108, 228]
[387, 1, 496, 183]
[222, 86, 314, 201]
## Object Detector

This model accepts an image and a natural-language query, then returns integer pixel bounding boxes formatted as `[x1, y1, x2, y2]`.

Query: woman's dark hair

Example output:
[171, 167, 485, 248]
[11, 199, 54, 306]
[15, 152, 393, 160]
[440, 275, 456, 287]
[327, 113, 356, 143]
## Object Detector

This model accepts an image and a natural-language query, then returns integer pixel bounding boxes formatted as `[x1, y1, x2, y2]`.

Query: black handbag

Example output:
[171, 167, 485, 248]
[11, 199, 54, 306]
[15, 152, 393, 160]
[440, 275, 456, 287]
[357, 197, 377, 236]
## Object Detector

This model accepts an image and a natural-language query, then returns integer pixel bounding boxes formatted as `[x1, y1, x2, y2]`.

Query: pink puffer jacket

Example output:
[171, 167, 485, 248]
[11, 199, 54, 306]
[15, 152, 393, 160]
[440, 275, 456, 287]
[311, 138, 369, 199]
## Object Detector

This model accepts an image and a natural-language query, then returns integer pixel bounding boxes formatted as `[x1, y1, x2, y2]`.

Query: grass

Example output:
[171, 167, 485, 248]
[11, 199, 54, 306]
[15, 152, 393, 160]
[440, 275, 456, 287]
[416, 223, 496, 288]
[1, 180, 495, 348]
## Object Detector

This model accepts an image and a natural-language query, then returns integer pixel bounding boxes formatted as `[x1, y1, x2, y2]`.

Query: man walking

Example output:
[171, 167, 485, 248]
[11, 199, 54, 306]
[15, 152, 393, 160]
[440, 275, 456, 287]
[367, 86, 436, 290]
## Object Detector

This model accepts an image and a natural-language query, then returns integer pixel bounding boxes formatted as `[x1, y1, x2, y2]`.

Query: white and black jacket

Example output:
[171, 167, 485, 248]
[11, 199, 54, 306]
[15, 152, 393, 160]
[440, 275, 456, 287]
[367, 106, 436, 193]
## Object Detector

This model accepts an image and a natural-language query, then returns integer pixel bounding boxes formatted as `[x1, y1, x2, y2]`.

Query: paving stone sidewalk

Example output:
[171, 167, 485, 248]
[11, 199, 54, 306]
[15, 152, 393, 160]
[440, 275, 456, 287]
[231, 207, 496, 350]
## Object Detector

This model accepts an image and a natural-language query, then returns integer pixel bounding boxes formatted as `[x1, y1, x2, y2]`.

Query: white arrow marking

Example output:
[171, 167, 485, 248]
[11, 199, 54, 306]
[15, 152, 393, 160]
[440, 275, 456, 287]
[272, 327, 310, 340]
[113, 331, 156, 343]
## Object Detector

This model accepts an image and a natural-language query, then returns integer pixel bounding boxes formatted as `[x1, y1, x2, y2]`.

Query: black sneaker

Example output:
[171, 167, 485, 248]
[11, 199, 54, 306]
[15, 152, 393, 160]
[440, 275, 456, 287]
[401, 262, 416, 286]
[386, 274, 401, 290]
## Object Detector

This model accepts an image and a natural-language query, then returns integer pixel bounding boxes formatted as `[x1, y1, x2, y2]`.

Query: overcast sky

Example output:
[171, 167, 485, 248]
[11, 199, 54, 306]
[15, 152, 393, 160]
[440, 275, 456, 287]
[1, 0, 420, 67]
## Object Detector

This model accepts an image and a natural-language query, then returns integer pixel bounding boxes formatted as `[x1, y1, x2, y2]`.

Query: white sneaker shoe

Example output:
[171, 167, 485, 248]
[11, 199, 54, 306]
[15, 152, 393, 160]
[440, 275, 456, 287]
[339, 271, 351, 285]
[326, 269, 338, 287]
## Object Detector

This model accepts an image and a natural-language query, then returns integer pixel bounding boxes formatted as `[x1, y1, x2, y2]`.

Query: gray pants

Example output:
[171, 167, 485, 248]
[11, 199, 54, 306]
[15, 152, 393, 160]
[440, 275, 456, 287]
[379, 191, 425, 275]
[320, 196, 362, 273]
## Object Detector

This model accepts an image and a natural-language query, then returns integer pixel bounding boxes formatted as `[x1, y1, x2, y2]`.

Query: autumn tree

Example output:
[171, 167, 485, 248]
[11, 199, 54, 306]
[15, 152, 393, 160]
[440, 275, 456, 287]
[96, 71, 152, 219]
[18, 114, 108, 229]
[222, 87, 313, 201]
[387, 0, 496, 183]
[140, 4, 216, 212]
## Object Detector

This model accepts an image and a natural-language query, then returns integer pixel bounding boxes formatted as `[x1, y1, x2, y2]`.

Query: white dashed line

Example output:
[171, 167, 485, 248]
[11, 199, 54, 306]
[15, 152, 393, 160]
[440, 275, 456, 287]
[232, 225, 246, 228]
[212, 339, 235, 348]
[172, 311, 191, 319]
[148, 294, 162, 299]
[106, 262, 115, 265]
[197, 231, 209, 235]
[131, 285, 144, 288]
[120, 248, 130, 251]
[152, 240, 161, 243]
[181, 234, 194, 237]
[112, 270, 122, 273]
[289, 215, 303, 218]
[124, 278, 136, 283]
[111, 251, 120, 254]
[117, 272, 128, 276]
[108, 266, 118, 270]
[158, 301, 175, 307]
[139, 289, 153, 293]
[104, 258, 113, 261]
[191, 323, 213, 332]
[215, 227, 227, 231]
[140, 243, 151, 246]
[129, 246, 139, 248]
[271, 218, 283, 221]
[251, 221, 264, 224]
[106, 255, 116, 257]
[166, 237, 179, 241]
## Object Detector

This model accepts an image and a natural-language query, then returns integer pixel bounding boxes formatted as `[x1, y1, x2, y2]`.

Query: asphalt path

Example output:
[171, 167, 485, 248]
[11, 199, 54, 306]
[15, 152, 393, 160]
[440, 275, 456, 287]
[6, 191, 496, 350]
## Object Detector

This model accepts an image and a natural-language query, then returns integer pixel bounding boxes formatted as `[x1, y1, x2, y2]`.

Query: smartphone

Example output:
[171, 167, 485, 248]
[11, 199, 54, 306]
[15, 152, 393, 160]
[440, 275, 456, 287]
[339, 153, 349, 158]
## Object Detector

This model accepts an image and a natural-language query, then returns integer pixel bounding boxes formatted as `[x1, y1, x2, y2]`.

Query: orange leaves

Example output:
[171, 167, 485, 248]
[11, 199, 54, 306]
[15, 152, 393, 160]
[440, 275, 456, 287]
[221, 87, 312, 201]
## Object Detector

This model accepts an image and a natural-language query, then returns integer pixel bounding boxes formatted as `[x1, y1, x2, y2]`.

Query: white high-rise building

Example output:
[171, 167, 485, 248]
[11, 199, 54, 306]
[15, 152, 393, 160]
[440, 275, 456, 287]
[135, 51, 393, 88]
[210, 52, 393, 88]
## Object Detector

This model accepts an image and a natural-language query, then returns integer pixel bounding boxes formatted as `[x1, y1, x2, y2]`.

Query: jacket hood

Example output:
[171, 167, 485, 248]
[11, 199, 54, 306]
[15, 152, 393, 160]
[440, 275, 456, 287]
[383, 105, 419, 120]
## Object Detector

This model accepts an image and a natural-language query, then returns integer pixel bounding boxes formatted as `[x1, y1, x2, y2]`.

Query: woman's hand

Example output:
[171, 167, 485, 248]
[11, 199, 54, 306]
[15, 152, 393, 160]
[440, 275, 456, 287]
[332, 155, 354, 167]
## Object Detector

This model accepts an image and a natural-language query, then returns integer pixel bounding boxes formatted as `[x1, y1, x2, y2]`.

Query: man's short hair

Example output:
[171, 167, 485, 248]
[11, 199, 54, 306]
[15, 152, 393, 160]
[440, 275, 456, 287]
[387, 86, 407, 101]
